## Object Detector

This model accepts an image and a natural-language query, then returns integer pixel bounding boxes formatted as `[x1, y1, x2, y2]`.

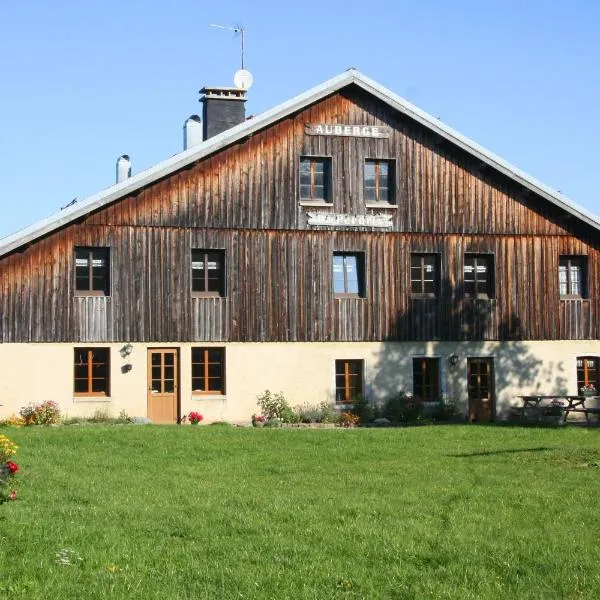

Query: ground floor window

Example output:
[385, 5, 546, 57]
[192, 347, 225, 394]
[412, 357, 440, 401]
[335, 359, 364, 403]
[74, 348, 110, 396]
[577, 356, 598, 393]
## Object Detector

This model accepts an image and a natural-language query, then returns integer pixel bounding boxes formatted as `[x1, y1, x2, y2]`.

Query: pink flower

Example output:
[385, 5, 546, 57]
[8, 489, 17, 501]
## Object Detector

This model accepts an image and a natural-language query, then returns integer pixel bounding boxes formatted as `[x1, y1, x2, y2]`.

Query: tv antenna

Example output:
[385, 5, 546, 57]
[209, 24, 246, 69]
[209, 24, 254, 90]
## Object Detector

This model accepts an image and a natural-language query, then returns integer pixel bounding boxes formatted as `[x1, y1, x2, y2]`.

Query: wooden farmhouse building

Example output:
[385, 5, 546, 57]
[0, 69, 599, 423]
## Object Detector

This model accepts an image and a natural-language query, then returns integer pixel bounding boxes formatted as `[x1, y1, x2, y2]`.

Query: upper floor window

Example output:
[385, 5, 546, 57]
[364, 159, 394, 204]
[464, 254, 495, 299]
[412, 357, 440, 401]
[411, 253, 439, 298]
[192, 250, 225, 297]
[192, 347, 225, 395]
[333, 252, 365, 298]
[75, 247, 110, 296]
[559, 256, 587, 298]
[300, 156, 331, 202]
[74, 348, 110, 396]
[577, 356, 598, 394]
[335, 359, 364, 403]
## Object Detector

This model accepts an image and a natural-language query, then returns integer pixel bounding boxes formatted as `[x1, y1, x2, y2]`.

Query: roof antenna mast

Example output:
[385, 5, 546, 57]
[209, 24, 254, 90]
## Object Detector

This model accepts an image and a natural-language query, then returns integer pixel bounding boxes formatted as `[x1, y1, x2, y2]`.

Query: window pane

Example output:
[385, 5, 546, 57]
[74, 379, 88, 393]
[333, 255, 345, 294]
[570, 265, 581, 296]
[344, 256, 359, 294]
[92, 378, 107, 393]
[208, 349, 222, 362]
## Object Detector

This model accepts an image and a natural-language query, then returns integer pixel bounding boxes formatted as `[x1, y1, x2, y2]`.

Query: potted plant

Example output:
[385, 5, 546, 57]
[187, 411, 203, 425]
[580, 384, 597, 397]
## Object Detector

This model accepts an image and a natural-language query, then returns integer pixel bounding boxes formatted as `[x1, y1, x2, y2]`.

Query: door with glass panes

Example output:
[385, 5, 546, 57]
[467, 358, 495, 422]
[147, 349, 179, 423]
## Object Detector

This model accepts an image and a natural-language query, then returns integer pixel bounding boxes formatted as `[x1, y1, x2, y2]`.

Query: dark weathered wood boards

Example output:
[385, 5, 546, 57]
[0, 87, 597, 344]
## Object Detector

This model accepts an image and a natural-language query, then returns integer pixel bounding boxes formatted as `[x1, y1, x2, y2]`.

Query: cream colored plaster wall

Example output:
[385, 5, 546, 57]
[0, 341, 598, 423]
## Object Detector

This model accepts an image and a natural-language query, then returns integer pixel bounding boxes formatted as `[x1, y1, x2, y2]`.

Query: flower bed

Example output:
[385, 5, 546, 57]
[0, 434, 19, 503]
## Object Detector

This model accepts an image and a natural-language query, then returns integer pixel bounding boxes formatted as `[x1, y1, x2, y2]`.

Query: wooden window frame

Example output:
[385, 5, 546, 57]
[299, 156, 332, 203]
[191, 347, 226, 395]
[74, 347, 110, 397]
[191, 249, 226, 298]
[412, 357, 440, 401]
[74, 247, 110, 297]
[576, 356, 598, 391]
[335, 359, 364, 404]
[410, 253, 440, 298]
[464, 253, 495, 299]
[333, 252, 366, 298]
[559, 256, 587, 298]
[364, 158, 395, 205]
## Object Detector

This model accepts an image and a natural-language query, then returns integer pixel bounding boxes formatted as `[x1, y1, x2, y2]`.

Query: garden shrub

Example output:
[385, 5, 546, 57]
[19, 400, 61, 426]
[256, 390, 300, 423]
[350, 395, 381, 424]
[382, 392, 423, 423]
[317, 400, 337, 424]
[0, 415, 25, 428]
[435, 398, 461, 421]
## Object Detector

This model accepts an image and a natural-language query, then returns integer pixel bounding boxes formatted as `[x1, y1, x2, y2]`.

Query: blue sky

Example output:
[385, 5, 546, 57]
[1, 0, 598, 238]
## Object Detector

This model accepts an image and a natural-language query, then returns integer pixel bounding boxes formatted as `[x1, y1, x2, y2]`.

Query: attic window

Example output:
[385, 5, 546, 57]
[300, 157, 332, 203]
[74, 247, 110, 296]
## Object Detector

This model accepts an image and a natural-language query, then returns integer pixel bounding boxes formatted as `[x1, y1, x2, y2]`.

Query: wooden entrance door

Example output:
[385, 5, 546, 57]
[467, 358, 495, 422]
[147, 349, 179, 423]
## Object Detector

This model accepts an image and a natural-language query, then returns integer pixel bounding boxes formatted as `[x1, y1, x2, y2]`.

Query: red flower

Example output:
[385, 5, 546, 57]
[6, 461, 19, 474]
[188, 411, 203, 424]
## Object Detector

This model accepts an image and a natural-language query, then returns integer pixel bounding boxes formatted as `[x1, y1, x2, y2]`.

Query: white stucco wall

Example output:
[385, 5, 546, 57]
[0, 340, 598, 423]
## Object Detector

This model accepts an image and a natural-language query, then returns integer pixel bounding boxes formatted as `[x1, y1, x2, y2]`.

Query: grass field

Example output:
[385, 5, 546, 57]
[1, 424, 600, 599]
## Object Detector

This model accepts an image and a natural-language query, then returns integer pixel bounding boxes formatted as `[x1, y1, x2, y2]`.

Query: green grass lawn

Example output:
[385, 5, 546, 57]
[2, 424, 600, 599]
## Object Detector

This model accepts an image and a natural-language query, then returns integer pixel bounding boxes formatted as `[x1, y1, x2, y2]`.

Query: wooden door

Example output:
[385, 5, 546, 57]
[467, 358, 495, 422]
[147, 349, 179, 424]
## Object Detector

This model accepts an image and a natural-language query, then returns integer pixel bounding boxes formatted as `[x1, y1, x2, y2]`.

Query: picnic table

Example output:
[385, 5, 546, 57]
[516, 395, 600, 425]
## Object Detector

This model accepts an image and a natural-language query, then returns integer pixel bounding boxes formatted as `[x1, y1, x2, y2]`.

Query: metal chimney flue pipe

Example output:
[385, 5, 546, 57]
[184, 115, 203, 150]
[116, 155, 131, 183]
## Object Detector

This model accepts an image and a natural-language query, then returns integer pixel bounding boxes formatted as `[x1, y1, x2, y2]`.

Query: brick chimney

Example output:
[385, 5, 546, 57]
[200, 87, 247, 140]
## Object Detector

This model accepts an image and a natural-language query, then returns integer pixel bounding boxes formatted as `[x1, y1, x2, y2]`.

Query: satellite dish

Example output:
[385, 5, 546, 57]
[234, 69, 254, 90]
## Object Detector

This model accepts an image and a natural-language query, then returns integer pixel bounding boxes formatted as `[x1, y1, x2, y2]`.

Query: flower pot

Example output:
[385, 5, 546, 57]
[190, 421, 199, 426]
[252, 420, 264, 428]
[582, 391, 597, 398]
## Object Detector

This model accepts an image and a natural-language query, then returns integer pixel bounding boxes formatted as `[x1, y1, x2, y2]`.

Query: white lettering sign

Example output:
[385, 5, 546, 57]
[306, 212, 393, 228]
[305, 124, 389, 138]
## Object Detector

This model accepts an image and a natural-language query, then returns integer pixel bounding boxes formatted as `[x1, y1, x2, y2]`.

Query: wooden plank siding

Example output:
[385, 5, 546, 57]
[0, 86, 598, 343]
[0, 228, 598, 343]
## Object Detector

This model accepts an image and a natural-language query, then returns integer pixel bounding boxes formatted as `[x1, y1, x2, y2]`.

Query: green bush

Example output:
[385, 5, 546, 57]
[435, 398, 462, 421]
[256, 390, 299, 423]
[350, 395, 381, 424]
[293, 401, 338, 424]
[382, 392, 422, 423]
[317, 400, 337, 424]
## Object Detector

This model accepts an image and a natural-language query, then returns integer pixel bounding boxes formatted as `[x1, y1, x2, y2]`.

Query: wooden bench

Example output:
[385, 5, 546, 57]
[562, 406, 600, 425]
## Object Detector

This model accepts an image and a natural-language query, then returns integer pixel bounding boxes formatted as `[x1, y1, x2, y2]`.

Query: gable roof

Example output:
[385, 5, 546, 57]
[1, 69, 598, 257]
